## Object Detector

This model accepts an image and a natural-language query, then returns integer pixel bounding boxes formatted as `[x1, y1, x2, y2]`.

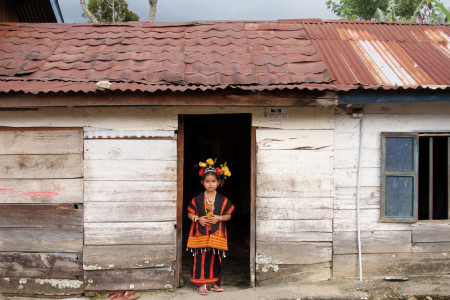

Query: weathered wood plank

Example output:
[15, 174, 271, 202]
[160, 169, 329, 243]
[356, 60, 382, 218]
[84, 202, 175, 223]
[0, 278, 84, 295]
[334, 113, 360, 133]
[84, 180, 176, 202]
[257, 150, 333, 174]
[334, 187, 380, 210]
[412, 222, 450, 243]
[363, 114, 450, 133]
[333, 230, 412, 255]
[334, 168, 380, 188]
[334, 149, 380, 169]
[256, 262, 331, 285]
[84, 160, 176, 181]
[333, 252, 450, 278]
[257, 220, 332, 242]
[253, 107, 334, 130]
[412, 242, 450, 253]
[84, 129, 175, 139]
[0, 90, 337, 108]
[256, 129, 333, 150]
[0, 107, 178, 131]
[0, 179, 83, 204]
[0, 130, 82, 155]
[83, 245, 176, 270]
[257, 174, 333, 198]
[0, 252, 82, 278]
[85, 269, 174, 291]
[84, 222, 175, 246]
[0, 228, 83, 252]
[334, 132, 380, 150]
[257, 242, 332, 265]
[0, 204, 83, 228]
[257, 198, 332, 220]
[84, 139, 176, 160]
[0, 154, 83, 179]
[333, 209, 412, 232]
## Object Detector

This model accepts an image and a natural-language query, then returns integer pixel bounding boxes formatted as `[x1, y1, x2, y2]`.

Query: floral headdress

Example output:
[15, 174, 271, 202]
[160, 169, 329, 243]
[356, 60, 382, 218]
[198, 157, 231, 180]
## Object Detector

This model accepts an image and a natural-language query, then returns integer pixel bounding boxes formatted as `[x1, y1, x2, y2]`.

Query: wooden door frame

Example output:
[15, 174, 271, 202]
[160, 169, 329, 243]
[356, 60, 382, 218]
[175, 115, 256, 288]
[176, 115, 184, 287]
[250, 126, 256, 288]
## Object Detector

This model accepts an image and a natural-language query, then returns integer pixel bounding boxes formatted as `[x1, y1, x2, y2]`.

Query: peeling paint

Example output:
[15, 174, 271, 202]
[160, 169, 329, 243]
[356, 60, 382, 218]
[4, 278, 10, 282]
[165, 284, 173, 289]
[256, 254, 283, 273]
[130, 284, 135, 289]
[108, 264, 115, 268]
[19, 278, 27, 284]
[156, 264, 164, 267]
[84, 264, 100, 270]
[34, 279, 83, 289]
[442, 253, 448, 256]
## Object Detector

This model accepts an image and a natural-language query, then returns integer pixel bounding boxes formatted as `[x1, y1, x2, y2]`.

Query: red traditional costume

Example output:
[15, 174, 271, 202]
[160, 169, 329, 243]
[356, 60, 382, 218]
[186, 191, 234, 284]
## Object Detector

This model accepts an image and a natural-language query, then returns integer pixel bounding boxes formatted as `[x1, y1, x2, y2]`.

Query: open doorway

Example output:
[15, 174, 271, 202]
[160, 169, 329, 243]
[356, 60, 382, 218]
[180, 114, 251, 289]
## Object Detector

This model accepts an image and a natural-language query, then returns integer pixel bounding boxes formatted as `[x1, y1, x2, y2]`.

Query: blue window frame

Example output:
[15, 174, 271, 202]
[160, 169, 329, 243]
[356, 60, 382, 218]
[381, 133, 418, 222]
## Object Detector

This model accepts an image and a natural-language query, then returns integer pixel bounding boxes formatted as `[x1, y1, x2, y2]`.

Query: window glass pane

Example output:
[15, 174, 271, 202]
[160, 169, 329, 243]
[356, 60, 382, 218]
[386, 137, 414, 172]
[386, 176, 414, 217]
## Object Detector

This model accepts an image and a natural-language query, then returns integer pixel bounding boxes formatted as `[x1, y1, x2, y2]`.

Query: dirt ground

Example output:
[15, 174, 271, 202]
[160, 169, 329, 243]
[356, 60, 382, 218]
[2, 275, 450, 300]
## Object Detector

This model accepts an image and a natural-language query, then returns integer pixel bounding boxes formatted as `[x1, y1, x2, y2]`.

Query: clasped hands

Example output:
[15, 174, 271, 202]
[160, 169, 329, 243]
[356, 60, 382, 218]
[198, 215, 220, 226]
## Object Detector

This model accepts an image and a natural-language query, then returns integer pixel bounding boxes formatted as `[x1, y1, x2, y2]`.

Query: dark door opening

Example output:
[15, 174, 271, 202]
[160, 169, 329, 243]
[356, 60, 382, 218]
[181, 114, 251, 288]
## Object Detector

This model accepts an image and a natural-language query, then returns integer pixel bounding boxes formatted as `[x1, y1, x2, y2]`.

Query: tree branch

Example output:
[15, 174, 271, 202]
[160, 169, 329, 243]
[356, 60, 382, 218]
[148, 0, 158, 22]
[80, 0, 99, 23]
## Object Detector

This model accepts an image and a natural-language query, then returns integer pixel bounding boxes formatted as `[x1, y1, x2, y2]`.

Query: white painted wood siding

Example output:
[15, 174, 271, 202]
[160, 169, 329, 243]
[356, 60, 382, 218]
[333, 103, 450, 278]
[255, 108, 334, 283]
[83, 131, 177, 282]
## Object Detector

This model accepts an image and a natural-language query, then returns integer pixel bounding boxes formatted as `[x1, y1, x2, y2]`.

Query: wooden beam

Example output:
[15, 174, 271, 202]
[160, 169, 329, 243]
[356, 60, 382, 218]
[0, 90, 337, 108]
[339, 89, 450, 105]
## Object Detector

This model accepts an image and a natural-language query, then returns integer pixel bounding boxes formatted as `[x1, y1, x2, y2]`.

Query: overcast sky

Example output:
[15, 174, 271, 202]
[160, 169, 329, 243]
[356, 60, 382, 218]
[60, 0, 339, 23]
[60, 0, 450, 23]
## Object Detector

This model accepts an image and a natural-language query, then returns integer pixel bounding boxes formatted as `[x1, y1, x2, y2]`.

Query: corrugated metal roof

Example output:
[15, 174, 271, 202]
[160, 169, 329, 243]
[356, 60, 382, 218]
[303, 19, 450, 88]
[0, 20, 448, 95]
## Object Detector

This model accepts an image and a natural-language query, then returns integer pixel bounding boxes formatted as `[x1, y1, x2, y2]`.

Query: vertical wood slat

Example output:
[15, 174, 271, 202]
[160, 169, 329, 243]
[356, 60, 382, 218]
[448, 137, 450, 219]
[429, 137, 433, 220]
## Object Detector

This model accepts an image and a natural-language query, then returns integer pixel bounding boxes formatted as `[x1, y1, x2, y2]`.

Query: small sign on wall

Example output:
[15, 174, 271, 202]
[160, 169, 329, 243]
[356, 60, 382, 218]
[262, 108, 289, 127]
[262, 108, 289, 118]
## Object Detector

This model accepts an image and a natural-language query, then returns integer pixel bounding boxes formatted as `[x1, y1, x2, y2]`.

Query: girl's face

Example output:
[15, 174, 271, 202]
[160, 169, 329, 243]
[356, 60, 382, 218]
[202, 173, 219, 192]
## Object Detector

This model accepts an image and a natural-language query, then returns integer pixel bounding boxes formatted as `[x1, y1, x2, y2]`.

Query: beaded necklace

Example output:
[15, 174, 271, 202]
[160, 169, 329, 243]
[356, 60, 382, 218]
[204, 191, 216, 216]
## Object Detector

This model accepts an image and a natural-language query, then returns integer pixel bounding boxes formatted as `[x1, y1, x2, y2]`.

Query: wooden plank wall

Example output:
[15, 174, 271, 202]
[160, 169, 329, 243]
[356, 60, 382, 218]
[0, 129, 84, 296]
[254, 108, 334, 285]
[83, 130, 177, 291]
[333, 103, 450, 278]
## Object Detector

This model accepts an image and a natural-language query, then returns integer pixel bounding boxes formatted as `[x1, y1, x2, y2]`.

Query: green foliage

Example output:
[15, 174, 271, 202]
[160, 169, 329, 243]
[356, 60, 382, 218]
[373, 0, 449, 22]
[327, 0, 448, 22]
[82, 0, 139, 22]
[326, 0, 422, 20]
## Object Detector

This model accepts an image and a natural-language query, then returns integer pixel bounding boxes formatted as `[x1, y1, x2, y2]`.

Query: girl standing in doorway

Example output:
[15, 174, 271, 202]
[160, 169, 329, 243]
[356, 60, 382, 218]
[186, 158, 234, 295]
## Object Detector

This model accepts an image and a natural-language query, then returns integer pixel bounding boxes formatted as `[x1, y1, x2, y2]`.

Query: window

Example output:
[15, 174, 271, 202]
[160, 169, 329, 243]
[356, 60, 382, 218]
[381, 133, 449, 222]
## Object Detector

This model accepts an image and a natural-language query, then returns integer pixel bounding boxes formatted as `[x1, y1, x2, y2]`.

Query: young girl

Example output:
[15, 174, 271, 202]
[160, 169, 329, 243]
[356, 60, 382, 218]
[186, 158, 234, 295]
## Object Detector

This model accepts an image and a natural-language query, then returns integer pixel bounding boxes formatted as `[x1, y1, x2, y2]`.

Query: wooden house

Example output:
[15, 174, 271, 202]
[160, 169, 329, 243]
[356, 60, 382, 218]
[0, 19, 449, 296]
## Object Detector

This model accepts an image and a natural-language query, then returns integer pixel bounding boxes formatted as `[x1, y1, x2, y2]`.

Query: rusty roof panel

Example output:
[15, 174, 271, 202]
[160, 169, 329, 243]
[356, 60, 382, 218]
[304, 20, 449, 88]
[0, 20, 448, 95]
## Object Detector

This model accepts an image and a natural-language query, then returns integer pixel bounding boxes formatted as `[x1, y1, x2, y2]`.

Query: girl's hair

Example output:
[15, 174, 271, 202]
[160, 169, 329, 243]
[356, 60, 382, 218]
[201, 170, 220, 181]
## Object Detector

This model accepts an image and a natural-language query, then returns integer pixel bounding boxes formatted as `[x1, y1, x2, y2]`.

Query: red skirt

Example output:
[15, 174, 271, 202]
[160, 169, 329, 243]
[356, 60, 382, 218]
[190, 249, 222, 284]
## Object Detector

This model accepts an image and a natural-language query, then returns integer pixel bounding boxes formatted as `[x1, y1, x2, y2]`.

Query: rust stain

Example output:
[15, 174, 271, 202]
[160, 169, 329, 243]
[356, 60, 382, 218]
[0, 186, 61, 200]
